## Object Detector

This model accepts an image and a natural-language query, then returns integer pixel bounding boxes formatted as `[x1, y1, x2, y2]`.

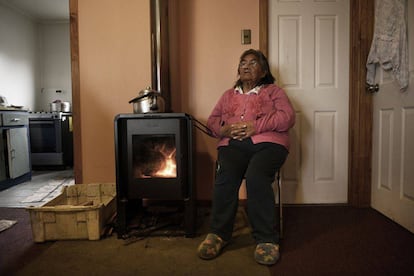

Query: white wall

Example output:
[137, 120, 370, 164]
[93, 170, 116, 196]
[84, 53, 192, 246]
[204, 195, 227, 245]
[0, 4, 38, 109]
[37, 23, 71, 111]
[0, 4, 71, 112]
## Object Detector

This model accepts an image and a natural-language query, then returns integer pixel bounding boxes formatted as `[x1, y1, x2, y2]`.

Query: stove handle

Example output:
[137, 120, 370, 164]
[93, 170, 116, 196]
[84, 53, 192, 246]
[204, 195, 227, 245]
[191, 117, 214, 137]
[29, 120, 57, 125]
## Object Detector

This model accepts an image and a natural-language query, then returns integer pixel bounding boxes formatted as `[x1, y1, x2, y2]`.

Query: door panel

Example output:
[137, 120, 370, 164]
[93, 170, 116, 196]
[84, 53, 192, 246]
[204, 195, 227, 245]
[0, 133, 6, 181]
[7, 127, 30, 179]
[269, 0, 350, 203]
[371, 0, 414, 233]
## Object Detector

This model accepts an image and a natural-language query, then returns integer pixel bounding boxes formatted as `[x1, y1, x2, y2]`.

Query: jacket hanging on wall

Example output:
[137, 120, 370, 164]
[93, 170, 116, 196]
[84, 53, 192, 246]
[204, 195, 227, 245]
[366, 0, 409, 91]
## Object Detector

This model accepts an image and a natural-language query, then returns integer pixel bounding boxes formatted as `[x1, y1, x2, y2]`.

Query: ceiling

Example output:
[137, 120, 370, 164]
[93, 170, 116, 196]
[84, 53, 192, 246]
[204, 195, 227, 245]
[0, 0, 69, 21]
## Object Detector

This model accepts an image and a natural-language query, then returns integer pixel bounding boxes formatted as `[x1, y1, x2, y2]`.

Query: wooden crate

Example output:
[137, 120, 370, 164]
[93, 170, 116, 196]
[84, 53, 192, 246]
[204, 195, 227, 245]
[26, 183, 116, 242]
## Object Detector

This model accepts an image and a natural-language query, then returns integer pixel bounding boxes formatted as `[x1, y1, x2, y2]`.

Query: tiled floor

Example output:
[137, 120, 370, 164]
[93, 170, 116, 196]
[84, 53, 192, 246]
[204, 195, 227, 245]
[0, 169, 74, 208]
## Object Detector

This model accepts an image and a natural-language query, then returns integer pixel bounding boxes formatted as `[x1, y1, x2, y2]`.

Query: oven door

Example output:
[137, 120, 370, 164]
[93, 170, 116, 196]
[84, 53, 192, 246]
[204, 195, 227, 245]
[29, 118, 63, 166]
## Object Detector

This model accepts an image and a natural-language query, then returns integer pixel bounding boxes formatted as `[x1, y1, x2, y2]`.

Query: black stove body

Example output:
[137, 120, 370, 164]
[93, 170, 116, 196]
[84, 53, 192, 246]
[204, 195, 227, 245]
[114, 113, 196, 238]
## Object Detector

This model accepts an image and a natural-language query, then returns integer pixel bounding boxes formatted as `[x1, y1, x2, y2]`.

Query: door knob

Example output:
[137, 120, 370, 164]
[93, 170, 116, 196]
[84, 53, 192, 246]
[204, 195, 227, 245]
[366, 83, 379, 93]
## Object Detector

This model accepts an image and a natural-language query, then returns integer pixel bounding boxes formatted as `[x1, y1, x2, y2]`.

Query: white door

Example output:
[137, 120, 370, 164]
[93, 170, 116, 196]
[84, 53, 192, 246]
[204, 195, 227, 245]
[371, 1, 414, 233]
[269, 0, 350, 203]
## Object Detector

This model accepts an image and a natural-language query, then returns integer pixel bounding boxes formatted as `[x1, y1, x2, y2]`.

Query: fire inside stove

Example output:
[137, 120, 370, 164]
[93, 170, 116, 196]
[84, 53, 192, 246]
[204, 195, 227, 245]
[133, 135, 177, 178]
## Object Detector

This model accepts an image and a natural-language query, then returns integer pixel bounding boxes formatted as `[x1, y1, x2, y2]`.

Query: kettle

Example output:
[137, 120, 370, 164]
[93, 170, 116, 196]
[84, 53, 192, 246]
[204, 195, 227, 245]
[129, 87, 165, 114]
[0, 95, 8, 107]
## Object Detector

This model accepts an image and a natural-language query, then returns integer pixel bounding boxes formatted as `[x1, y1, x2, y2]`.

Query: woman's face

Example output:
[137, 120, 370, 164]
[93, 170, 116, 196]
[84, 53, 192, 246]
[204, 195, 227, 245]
[238, 54, 266, 85]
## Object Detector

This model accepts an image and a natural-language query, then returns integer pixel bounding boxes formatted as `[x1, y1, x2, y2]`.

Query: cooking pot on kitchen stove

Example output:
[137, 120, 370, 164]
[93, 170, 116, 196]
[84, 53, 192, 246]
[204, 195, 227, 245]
[50, 101, 71, 112]
[50, 101, 61, 112]
[129, 87, 165, 113]
[61, 101, 71, 112]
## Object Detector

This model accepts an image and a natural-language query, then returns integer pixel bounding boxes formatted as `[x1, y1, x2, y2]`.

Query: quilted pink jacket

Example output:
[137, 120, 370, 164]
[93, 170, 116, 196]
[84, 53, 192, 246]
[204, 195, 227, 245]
[207, 84, 296, 151]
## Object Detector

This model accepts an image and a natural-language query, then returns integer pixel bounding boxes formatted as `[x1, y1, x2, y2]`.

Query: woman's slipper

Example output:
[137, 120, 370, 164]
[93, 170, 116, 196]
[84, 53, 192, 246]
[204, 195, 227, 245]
[254, 243, 280, 265]
[197, 233, 228, 260]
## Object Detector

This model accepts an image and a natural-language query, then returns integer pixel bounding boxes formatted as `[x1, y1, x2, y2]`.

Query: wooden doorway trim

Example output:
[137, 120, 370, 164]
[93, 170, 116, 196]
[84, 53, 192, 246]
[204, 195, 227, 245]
[69, 0, 82, 184]
[347, 0, 375, 207]
[259, 0, 375, 207]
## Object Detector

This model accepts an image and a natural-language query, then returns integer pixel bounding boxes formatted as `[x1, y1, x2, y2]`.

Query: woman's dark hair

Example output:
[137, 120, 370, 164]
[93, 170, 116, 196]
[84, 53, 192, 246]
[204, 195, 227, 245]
[234, 49, 276, 88]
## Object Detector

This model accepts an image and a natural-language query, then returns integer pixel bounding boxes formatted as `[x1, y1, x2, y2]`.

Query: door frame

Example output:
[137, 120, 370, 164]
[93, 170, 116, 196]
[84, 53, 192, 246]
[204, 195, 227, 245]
[259, 0, 375, 207]
[69, 0, 82, 184]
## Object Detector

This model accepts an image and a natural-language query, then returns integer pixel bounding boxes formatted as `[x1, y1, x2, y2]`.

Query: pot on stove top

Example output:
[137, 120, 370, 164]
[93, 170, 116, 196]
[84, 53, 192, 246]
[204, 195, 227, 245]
[50, 100, 71, 112]
[129, 87, 165, 113]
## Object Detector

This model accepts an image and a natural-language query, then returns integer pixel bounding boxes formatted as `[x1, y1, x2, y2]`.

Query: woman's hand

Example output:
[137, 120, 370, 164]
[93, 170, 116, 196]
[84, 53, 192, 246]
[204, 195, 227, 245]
[220, 121, 255, 140]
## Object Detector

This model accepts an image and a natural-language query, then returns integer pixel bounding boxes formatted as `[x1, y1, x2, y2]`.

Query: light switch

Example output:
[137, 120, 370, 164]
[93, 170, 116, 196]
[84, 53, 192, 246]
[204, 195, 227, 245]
[241, 29, 251, 44]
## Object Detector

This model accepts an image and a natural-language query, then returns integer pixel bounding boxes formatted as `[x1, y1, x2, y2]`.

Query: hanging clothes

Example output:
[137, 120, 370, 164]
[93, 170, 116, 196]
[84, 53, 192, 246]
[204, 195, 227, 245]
[366, 0, 408, 91]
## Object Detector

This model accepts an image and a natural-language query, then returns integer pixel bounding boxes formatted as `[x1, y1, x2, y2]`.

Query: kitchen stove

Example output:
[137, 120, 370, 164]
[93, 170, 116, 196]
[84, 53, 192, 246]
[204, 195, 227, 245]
[28, 111, 72, 119]
[28, 111, 73, 167]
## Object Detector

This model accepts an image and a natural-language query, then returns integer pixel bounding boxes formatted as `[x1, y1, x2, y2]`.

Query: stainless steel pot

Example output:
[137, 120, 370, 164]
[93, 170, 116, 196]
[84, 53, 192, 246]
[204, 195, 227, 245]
[61, 101, 71, 112]
[50, 101, 71, 112]
[50, 102, 61, 112]
[129, 87, 165, 113]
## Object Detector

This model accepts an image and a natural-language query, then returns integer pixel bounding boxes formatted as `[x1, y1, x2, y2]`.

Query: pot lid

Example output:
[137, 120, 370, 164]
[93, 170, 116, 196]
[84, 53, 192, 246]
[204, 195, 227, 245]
[129, 87, 160, 103]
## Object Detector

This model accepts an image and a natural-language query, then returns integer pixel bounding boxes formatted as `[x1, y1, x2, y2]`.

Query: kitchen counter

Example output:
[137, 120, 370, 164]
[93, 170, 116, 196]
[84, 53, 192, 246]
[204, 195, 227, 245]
[0, 106, 28, 111]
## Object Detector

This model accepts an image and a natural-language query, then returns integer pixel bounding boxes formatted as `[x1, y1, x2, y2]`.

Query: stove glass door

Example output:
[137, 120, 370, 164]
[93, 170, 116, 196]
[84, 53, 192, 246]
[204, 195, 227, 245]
[132, 135, 177, 179]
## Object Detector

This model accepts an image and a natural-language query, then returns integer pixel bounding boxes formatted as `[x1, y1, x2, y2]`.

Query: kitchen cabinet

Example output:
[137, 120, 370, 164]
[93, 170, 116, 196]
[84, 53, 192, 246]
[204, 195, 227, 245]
[0, 134, 6, 182]
[0, 110, 31, 190]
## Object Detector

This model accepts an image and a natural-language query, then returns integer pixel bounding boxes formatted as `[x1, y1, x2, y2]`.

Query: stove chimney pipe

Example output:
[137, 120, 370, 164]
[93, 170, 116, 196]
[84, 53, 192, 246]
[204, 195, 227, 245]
[150, 0, 171, 111]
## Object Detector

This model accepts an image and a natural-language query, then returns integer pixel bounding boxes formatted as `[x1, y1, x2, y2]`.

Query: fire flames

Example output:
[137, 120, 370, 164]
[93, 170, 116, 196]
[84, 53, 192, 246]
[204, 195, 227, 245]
[153, 149, 177, 177]
[133, 143, 177, 178]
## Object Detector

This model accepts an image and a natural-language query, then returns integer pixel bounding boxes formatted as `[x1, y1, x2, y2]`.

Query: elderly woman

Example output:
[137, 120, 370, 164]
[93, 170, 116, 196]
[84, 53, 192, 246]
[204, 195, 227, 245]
[197, 49, 295, 265]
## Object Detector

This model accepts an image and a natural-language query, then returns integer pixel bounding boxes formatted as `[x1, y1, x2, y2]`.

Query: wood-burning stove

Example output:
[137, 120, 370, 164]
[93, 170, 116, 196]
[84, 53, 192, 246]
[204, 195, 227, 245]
[114, 113, 196, 238]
